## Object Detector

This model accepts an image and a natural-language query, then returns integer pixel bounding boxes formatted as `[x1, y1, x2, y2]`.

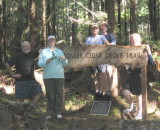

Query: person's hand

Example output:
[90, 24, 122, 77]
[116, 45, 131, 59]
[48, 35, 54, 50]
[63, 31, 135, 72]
[12, 74, 22, 78]
[105, 40, 111, 45]
[145, 44, 152, 55]
[81, 43, 86, 45]
[60, 56, 67, 60]
[124, 65, 130, 70]
[46, 57, 54, 64]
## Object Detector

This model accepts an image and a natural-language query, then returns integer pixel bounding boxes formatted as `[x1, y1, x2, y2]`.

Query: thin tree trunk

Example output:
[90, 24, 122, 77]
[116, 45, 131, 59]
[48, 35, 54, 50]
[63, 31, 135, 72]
[148, 0, 157, 41]
[124, 8, 128, 44]
[105, 0, 116, 34]
[14, 6, 24, 51]
[101, 0, 105, 11]
[47, 0, 51, 35]
[117, 0, 121, 44]
[93, 0, 99, 11]
[130, 0, 137, 34]
[29, 0, 37, 50]
[1, 0, 6, 69]
[71, 1, 78, 45]
[158, 0, 160, 40]
[42, 0, 46, 46]
[0, 0, 3, 69]
[88, 0, 92, 35]
[52, 0, 56, 36]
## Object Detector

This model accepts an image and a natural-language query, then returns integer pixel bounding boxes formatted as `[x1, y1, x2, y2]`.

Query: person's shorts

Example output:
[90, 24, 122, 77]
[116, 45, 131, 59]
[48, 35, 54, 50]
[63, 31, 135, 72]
[123, 74, 142, 95]
[15, 80, 42, 99]
[94, 64, 107, 73]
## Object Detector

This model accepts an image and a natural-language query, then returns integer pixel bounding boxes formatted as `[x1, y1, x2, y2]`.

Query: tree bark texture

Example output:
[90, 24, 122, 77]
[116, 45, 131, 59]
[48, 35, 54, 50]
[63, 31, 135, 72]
[105, 0, 116, 34]
[130, 0, 137, 34]
[29, 0, 37, 50]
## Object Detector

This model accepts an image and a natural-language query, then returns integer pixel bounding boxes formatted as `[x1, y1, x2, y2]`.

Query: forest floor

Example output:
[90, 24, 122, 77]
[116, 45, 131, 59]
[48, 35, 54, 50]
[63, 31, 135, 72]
[0, 69, 160, 130]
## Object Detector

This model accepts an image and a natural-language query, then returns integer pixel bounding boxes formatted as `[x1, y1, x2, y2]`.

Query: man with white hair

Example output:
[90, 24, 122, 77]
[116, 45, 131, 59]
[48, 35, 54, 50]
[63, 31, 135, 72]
[122, 33, 153, 120]
[6, 41, 43, 108]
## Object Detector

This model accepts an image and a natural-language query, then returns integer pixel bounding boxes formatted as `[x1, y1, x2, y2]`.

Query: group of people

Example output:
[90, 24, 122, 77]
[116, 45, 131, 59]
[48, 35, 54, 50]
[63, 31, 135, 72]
[6, 36, 68, 119]
[85, 22, 116, 98]
[5, 21, 153, 120]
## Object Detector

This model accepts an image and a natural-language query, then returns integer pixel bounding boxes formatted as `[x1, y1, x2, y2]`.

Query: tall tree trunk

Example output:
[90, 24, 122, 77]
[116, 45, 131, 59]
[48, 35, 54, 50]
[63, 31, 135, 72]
[0, 0, 3, 69]
[117, 0, 122, 44]
[71, 1, 78, 45]
[42, 0, 46, 46]
[105, 0, 116, 34]
[93, 0, 99, 11]
[101, 0, 105, 11]
[51, 0, 56, 36]
[124, 8, 128, 44]
[14, 6, 24, 52]
[29, 0, 37, 50]
[46, 0, 51, 36]
[158, 0, 160, 40]
[88, 0, 92, 35]
[0, 0, 6, 69]
[148, 0, 157, 41]
[130, 0, 137, 34]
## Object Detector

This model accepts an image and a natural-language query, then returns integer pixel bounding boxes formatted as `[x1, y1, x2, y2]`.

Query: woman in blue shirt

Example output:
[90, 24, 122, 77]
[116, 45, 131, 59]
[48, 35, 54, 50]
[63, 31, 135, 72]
[85, 25, 111, 97]
[38, 35, 68, 119]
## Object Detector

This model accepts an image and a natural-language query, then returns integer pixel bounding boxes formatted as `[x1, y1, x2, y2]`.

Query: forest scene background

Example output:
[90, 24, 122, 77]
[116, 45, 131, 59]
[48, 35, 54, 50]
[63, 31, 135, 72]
[0, 0, 160, 69]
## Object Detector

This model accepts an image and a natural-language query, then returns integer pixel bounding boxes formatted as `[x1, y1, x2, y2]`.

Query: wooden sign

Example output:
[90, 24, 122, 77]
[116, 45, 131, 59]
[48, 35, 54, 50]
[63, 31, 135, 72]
[58, 44, 148, 119]
[90, 101, 111, 115]
[59, 45, 148, 68]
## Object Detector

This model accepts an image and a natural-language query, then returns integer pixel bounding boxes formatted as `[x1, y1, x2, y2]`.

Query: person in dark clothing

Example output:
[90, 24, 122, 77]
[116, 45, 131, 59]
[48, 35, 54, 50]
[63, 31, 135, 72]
[122, 33, 153, 120]
[6, 41, 43, 107]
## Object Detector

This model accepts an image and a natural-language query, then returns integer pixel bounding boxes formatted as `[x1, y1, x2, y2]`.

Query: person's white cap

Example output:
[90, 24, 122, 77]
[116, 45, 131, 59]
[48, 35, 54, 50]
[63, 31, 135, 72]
[91, 24, 99, 29]
[48, 35, 55, 40]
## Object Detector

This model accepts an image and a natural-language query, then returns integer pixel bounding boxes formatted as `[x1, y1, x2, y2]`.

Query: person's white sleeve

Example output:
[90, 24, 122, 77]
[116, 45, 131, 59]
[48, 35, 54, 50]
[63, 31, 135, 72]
[38, 50, 47, 67]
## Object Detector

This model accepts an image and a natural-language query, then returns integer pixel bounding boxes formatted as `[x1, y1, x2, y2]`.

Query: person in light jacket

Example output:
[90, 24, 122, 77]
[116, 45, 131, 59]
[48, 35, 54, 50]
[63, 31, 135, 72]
[38, 35, 68, 119]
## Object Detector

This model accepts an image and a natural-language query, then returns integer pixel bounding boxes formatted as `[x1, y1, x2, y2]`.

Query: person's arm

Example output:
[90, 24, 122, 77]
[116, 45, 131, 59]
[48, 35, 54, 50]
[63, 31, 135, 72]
[148, 55, 154, 65]
[101, 35, 112, 45]
[5, 63, 22, 78]
[38, 50, 48, 67]
[104, 40, 112, 45]
[110, 34, 116, 45]
[84, 37, 90, 45]
[60, 56, 68, 66]
[38, 49, 57, 67]
[57, 50, 68, 66]
[145, 45, 154, 65]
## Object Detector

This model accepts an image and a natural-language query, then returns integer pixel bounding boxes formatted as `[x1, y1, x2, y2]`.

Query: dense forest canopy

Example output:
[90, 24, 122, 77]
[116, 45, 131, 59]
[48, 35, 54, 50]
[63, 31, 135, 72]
[0, 0, 160, 69]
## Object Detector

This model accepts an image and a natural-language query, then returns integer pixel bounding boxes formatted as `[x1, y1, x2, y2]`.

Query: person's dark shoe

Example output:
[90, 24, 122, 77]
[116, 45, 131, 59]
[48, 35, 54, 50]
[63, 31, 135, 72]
[103, 94, 111, 100]
[106, 91, 112, 97]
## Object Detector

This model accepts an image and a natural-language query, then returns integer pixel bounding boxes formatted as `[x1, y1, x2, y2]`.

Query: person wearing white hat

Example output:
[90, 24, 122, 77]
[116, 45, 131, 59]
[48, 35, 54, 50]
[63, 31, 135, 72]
[38, 35, 68, 119]
[85, 24, 112, 98]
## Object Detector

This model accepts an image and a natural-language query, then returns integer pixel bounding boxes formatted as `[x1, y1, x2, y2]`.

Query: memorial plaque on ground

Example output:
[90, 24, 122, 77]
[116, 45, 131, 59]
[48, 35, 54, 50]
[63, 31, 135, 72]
[90, 101, 111, 115]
